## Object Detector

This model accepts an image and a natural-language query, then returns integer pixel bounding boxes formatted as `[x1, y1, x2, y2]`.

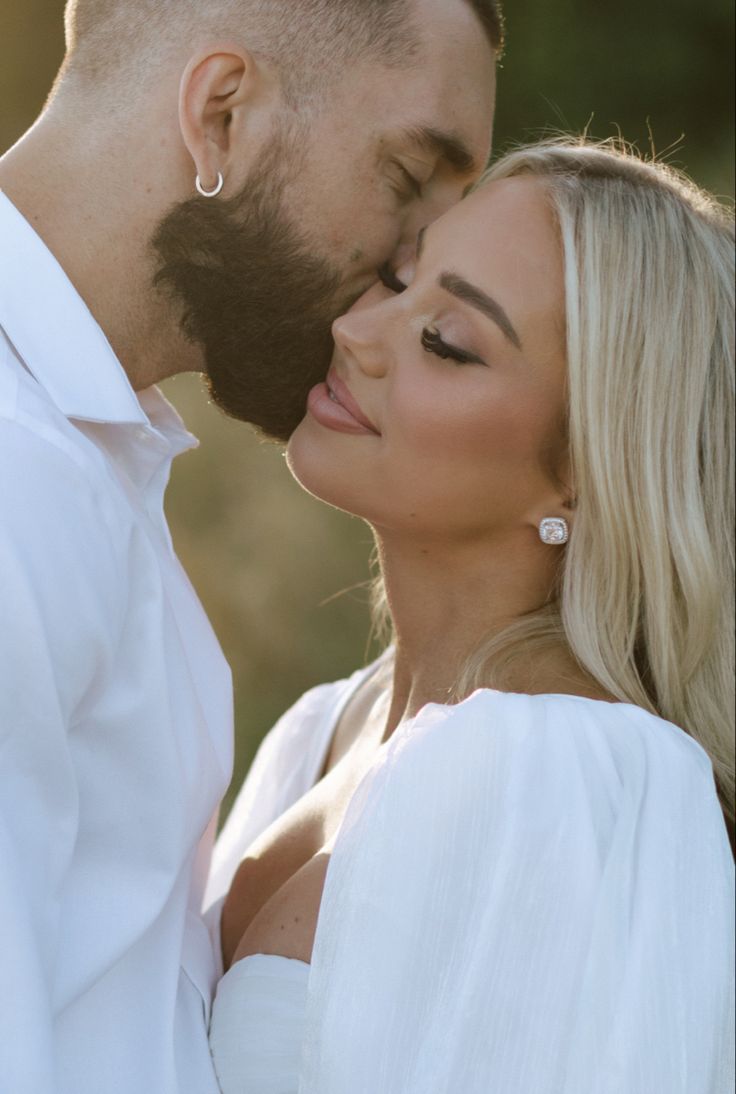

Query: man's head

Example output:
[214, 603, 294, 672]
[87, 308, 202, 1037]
[56, 0, 502, 438]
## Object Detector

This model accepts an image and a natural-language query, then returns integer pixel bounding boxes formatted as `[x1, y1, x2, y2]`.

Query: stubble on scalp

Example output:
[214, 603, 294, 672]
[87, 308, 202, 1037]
[57, 1, 504, 112]
[59, 0, 422, 105]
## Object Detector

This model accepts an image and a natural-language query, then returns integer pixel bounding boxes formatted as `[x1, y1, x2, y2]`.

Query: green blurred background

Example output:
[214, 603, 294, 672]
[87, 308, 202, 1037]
[2, 0, 733, 819]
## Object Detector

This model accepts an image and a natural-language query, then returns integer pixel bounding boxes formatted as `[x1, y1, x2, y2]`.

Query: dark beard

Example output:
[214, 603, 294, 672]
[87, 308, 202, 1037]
[151, 138, 345, 442]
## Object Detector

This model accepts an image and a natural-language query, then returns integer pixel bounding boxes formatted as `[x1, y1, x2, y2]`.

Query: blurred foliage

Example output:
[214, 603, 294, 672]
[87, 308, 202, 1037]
[2, 0, 733, 818]
[493, 0, 735, 199]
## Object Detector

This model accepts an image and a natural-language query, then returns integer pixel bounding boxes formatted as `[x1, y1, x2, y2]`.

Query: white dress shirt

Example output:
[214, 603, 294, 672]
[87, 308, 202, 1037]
[0, 191, 233, 1094]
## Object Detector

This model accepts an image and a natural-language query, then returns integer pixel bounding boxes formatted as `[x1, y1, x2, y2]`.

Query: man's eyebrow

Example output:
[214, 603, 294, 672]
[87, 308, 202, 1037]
[403, 125, 477, 175]
[439, 272, 522, 350]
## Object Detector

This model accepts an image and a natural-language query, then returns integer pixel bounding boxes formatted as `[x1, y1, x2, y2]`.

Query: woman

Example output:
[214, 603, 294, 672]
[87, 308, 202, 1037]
[206, 140, 735, 1093]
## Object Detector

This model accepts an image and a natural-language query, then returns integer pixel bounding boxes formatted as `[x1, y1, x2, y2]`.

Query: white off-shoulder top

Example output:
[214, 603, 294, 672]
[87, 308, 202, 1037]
[210, 954, 309, 1094]
[206, 655, 735, 1094]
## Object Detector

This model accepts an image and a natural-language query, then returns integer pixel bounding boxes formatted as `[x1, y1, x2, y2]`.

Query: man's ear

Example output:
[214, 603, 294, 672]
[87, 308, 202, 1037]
[178, 45, 277, 195]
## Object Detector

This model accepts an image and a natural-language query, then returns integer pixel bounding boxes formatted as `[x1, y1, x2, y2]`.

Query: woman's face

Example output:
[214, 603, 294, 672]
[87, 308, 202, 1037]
[287, 177, 569, 546]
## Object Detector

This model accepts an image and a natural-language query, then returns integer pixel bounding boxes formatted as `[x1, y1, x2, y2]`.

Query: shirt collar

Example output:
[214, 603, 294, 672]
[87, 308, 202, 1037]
[138, 384, 200, 458]
[0, 189, 151, 426]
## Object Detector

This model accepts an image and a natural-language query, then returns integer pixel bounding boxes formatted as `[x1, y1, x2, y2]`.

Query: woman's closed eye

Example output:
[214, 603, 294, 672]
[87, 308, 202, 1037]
[421, 327, 486, 367]
[377, 264, 486, 366]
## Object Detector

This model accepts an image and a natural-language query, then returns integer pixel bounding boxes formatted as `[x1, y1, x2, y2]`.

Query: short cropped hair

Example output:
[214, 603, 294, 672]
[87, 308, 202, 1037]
[60, 0, 504, 101]
[465, 0, 505, 55]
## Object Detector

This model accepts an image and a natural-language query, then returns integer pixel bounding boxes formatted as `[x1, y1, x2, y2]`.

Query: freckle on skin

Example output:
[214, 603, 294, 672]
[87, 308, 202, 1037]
[349, 248, 364, 264]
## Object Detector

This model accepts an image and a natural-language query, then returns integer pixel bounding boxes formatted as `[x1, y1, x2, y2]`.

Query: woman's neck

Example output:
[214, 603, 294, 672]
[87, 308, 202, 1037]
[377, 529, 547, 729]
[375, 528, 609, 738]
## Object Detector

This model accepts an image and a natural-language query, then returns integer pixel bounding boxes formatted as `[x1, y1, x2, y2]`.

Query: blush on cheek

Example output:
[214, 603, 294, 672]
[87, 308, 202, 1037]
[399, 393, 542, 468]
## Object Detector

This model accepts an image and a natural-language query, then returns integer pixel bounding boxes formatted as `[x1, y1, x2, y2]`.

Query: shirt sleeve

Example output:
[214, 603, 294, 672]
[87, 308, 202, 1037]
[300, 690, 735, 1094]
[0, 422, 123, 1092]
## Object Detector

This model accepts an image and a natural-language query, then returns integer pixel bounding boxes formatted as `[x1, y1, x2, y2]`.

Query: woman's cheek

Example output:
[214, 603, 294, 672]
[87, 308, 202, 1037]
[390, 387, 497, 460]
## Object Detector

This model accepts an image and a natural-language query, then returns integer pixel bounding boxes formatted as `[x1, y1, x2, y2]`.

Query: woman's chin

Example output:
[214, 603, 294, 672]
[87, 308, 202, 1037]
[285, 423, 361, 517]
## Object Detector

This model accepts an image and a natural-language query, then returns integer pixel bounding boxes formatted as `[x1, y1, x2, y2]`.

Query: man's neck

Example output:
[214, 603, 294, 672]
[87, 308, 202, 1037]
[0, 104, 202, 391]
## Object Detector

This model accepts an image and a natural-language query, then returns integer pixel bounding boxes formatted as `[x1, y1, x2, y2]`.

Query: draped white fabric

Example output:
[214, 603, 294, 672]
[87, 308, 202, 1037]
[208, 665, 735, 1094]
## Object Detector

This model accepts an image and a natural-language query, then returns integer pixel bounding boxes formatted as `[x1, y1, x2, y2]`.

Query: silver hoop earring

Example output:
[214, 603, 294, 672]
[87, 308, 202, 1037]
[539, 517, 569, 545]
[195, 172, 224, 198]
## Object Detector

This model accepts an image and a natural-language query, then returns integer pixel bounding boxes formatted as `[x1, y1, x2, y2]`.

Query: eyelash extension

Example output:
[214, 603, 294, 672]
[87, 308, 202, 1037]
[377, 263, 408, 293]
[421, 327, 486, 366]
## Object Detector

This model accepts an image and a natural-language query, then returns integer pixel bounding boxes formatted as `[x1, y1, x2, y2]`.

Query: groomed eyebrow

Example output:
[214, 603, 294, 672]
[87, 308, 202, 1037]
[413, 229, 522, 351]
[439, 272, 522, 350]
[403, 125, 477, 175]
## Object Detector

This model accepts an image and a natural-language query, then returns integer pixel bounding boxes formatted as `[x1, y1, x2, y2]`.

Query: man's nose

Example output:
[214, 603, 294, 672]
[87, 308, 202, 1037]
[391, 237, 418, 271]
[392, 183, 467, 268]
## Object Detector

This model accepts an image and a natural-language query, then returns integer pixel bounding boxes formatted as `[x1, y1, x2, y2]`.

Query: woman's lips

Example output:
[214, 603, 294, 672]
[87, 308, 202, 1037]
[307, 369, 380, 437]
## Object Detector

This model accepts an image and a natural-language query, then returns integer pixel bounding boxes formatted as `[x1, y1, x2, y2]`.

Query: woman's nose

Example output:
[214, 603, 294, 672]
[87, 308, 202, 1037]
[332, 308, 388, 378]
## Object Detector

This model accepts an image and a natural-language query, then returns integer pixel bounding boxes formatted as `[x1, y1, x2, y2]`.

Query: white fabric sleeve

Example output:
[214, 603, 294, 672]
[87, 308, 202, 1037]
[300, 690, 735, 1094]
[0, 425, 123, 1093]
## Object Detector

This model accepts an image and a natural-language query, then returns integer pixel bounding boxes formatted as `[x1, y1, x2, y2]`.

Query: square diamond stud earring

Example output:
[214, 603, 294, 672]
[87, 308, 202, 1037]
[539, 518, 569, 545]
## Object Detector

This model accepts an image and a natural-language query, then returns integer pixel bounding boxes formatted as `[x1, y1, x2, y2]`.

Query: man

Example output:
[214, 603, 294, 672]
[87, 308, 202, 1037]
[0, 0, 499, 1091]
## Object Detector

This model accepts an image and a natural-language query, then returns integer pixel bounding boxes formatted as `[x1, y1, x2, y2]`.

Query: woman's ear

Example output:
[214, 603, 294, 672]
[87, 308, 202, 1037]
[527, 454, 577, 542]
[556, 456, 577, 527]
[178, 45, 274, 195]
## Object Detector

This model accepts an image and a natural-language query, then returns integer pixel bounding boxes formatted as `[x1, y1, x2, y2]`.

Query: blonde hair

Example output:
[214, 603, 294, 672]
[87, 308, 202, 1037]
[378, 139, 736, 827]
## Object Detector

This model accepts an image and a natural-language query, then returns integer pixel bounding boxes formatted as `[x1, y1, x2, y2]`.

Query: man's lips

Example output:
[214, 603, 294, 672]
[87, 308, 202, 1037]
[326, 369, 380, 433]
[306, 369, 381, 437]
